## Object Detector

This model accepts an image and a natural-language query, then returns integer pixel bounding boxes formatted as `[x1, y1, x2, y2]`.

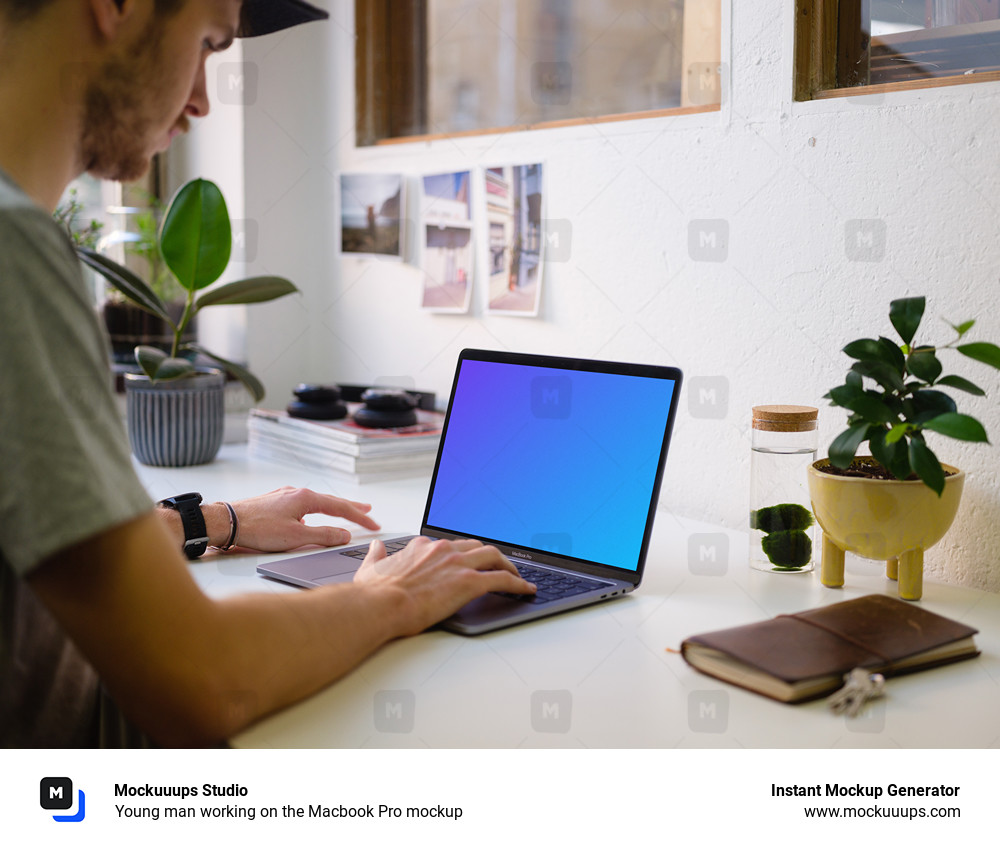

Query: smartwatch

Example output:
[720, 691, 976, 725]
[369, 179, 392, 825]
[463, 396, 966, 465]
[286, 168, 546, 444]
[159, 492, 209, 560]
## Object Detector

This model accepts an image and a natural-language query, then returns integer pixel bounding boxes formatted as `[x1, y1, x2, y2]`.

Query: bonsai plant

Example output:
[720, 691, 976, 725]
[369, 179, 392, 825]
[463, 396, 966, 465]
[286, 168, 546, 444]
[808, 295, 1000, 599]
[79, 178, 298, 465]
[824, 295, 999, 494]
[53, 187, 104, 249]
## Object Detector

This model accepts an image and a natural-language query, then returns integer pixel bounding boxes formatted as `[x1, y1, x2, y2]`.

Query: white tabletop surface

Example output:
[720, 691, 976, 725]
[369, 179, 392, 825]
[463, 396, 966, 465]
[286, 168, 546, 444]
[135, 444, 1000, 749]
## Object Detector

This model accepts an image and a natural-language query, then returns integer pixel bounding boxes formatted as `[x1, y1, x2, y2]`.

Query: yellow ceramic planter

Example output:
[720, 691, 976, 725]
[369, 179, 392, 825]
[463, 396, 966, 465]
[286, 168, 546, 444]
[806, 458, 964, 601]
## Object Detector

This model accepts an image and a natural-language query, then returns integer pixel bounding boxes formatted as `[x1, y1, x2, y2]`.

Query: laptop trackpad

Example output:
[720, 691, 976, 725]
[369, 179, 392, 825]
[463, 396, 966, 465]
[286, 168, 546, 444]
[277, 550, 360, 584]
[446, 591, 538, 624]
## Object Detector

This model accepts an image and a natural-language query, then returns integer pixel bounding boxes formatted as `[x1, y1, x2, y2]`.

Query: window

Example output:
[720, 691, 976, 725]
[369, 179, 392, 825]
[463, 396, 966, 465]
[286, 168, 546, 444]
[795, 0, 1000, 100]
[356, 0, 722, 145]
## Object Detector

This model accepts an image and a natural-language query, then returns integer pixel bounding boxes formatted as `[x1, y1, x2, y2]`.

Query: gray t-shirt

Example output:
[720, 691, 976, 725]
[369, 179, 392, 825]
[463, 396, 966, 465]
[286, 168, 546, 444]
[0, 170, 155, 747]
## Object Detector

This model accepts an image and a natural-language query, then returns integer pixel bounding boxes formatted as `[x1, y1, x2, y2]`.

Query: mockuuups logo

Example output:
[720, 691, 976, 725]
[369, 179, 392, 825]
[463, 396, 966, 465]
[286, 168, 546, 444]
[40, 777, 86, 822]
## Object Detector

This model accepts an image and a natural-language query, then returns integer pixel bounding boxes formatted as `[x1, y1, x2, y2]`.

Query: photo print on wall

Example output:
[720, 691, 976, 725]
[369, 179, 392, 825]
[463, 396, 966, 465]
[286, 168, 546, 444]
[419, 171, 473, 313]
[485, 163, 544, 317]
[340, 173, 406, 259]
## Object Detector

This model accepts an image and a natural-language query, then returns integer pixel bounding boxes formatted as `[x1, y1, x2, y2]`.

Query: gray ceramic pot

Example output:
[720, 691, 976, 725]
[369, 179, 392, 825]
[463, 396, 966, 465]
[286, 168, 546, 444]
[125, 370, 225, 466]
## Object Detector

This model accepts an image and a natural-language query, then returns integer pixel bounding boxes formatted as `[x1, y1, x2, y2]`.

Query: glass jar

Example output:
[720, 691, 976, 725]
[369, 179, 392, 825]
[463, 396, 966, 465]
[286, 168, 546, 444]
[750, 405, 818, 574]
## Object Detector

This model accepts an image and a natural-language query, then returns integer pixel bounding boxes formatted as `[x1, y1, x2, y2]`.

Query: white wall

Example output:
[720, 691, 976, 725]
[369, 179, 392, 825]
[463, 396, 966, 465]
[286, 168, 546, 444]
[166, 45, 248, 365]
[231, 2, 1000, 592]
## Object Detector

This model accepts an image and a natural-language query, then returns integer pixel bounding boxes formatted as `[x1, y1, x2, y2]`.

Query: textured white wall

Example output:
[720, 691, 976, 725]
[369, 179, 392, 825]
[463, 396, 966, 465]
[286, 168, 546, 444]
[235, 2, 1000, 592]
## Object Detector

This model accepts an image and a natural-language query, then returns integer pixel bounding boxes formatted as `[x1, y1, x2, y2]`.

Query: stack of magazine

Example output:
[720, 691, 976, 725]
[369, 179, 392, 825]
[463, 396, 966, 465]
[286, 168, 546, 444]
[247, 405, 444, 482]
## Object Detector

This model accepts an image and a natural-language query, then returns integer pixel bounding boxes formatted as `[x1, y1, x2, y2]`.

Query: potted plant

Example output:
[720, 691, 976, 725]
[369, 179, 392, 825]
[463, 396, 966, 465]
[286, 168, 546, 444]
[808, 296, 1000, 600]
[79, 178, 298, 467]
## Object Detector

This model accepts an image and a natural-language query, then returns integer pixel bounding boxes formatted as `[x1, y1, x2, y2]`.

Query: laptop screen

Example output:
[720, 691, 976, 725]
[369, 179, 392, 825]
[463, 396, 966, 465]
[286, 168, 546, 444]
[423, 351, 679, 573]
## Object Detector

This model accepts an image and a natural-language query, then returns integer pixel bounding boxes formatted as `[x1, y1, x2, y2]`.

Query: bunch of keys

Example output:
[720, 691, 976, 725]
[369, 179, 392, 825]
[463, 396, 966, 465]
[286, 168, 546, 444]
[827, 668, 886, 717]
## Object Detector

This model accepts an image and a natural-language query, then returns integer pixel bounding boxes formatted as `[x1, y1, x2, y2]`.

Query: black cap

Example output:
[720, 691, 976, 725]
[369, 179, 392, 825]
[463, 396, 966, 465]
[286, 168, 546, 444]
[239, 0, 329, 38]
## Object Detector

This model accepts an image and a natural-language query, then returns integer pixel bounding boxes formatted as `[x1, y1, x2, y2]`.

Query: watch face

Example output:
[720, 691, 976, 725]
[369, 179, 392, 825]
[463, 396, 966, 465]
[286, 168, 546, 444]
[162, 492, 203, 508]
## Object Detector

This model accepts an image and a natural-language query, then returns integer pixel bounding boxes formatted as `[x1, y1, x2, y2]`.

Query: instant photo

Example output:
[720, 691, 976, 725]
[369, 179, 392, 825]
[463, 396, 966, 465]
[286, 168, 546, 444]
[420, 171, 473, 312]
[340, 173, 405, 259]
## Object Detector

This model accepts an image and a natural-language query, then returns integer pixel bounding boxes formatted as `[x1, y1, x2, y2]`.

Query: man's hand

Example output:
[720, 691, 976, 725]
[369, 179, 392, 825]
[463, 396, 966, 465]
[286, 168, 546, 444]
[192, 487, 381, 552]
[354, 536, 536, 635]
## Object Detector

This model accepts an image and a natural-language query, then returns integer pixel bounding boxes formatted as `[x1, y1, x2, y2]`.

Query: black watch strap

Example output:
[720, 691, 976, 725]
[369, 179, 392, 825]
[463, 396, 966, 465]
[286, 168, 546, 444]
[159, 492, 209, 560]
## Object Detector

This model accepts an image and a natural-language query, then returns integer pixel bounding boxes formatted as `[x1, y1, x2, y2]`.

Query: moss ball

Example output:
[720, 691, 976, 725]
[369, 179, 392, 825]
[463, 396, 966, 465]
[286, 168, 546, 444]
[761, 530, 812, 569]
[751, 503, 814, 533]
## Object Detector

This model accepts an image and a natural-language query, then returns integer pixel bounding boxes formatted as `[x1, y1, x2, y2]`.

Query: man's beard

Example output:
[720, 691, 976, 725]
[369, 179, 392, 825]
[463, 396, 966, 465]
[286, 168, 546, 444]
[78, 28, 173, 182]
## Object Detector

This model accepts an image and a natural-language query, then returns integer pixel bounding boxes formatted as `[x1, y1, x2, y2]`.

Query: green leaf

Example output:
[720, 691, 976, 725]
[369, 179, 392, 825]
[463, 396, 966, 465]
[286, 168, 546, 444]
[845, 370, 863, 390]
[851, 360, 906, 393]
[877, 336, 907, 374]
[829, 423, 869, 469]
[828, 385, 895, 423]
[827, 385, 855, 406]
[949, 319, 975, 337]
[922, 412, 990, 443]
[135, 345, 194, 382]
[195, 276, 298, 309]
[155, 359, 197, 381]
[882, 394, 905, 417]
[870, 428, 911, 480]
[908, 437, 945, 496]
[889, 296, 925, 346]
[885, 423, 910, 444]
[135, 345, 166, 378]
[910, 389, 957, 416]
[842, 337, 906, 376]
[77, 247, 171, 322]
[906, 348, 942, 383]
[183, 343, 265, 403]
[935, 375, 986, 396]
[844, 338, 888, 364]
[160, 179, 231, 292]
[956, 342, 1000, 370]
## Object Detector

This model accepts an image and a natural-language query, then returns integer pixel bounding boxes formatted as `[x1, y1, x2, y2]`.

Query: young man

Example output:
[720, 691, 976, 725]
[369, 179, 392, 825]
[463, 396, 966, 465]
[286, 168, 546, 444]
[0, 0, 534, 748]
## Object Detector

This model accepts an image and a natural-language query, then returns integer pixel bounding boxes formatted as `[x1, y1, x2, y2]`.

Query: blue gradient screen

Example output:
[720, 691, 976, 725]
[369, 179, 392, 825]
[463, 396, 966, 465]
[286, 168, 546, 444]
[425, 359, 677, 571]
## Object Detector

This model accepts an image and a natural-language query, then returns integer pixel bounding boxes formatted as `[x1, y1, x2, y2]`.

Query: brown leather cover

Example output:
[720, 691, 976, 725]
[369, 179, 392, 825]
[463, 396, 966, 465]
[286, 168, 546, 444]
[681, 594, 979, 702]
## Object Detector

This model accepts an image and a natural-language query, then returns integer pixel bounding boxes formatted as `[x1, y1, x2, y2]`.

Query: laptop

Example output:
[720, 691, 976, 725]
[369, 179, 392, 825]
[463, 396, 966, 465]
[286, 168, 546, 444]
[257, 348, 682, 634]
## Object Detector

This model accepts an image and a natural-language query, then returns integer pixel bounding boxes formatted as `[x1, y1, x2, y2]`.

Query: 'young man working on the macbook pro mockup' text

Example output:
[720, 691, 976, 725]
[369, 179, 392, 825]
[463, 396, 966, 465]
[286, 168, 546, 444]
[0, 0, 534, 748]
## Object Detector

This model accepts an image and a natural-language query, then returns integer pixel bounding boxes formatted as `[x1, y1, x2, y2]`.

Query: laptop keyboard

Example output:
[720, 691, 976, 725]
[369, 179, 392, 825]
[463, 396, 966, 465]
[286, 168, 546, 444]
[499, 563, 609, 604]
[337, 536, 416, 560]
[337, 539, 610, 604]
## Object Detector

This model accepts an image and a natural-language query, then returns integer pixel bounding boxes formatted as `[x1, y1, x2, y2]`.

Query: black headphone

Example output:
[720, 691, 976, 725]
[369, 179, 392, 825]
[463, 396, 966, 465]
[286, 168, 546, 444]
[286, 384, 347, 421]
[353, 388, 419, 429]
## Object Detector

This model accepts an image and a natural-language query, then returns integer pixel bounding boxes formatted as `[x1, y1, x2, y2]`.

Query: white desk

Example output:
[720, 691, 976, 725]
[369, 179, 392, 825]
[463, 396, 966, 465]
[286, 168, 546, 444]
[135, 444, 1000, 749]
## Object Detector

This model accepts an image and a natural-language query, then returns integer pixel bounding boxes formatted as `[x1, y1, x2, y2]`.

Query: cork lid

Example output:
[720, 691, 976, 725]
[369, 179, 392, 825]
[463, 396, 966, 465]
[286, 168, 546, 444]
[752, 405, 818, 432]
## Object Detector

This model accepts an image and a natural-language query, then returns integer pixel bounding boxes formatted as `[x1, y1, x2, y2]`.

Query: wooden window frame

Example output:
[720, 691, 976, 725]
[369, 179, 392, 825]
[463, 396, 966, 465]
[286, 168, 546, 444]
[795, 0, 1000, 101]
[355, 0, 429, 146]
[355, 0, 722, 147]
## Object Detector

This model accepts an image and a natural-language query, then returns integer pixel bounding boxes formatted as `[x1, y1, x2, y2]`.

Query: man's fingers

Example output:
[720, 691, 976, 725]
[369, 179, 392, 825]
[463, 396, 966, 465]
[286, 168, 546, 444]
[362, 538, 387, 564]
[293, 490, 382, 531]
[321, 499, 381, 531]
[450, 543, 529, 582]
[476, 568, 536, 596]
[336, 507, 381, 531]
[303, 525, 353, 548]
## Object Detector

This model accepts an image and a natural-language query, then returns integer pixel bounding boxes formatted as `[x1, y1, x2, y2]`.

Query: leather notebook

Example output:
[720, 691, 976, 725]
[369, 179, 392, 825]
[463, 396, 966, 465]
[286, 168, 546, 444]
[681, 594, 979, 703]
